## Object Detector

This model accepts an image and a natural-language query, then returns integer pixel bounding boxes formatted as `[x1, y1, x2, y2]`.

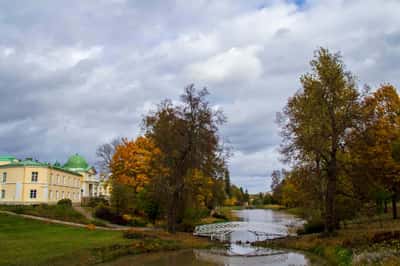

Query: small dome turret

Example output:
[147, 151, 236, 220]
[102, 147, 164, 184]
[63, 154, 90, 172]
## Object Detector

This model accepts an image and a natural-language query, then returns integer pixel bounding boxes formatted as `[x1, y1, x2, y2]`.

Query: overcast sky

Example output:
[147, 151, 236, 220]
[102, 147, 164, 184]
[0, 0, 399, 193]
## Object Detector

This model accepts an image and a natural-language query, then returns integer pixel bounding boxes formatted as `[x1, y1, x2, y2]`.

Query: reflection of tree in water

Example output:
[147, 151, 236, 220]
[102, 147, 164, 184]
[194, 249, 292, 266]
[192, 210, 309, 266]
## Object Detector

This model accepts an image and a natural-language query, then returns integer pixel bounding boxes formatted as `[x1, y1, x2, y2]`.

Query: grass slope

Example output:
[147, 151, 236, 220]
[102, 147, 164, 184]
[0, 213, 129, 266]
[0, 213, 212, 266]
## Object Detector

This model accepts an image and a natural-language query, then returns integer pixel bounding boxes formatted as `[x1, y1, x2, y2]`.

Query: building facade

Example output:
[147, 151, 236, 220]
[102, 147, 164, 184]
[0, 154, 109, 205]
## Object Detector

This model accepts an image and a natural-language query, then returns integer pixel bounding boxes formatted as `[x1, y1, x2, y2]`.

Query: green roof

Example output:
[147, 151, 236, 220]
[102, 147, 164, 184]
[63, 154, 90, 172]
[16, 159, 47, 167]
[0, 159, 82, 176]
[0, 155, 16, 162]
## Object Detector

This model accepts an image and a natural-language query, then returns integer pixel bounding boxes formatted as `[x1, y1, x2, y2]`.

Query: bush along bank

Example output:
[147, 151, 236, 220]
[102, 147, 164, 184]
[254, 219, 400, 266]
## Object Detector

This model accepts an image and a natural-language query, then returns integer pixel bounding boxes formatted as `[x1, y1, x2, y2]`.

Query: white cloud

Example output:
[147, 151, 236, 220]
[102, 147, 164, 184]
[24, 45, 103, 71]
[186, 46, 263, 83]
[2, 47, 15, 57]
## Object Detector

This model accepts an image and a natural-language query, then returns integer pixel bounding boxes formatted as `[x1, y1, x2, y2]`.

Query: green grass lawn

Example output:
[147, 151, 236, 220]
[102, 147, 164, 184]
[0, 213, 130, 266]
[0, 213, 213, 266]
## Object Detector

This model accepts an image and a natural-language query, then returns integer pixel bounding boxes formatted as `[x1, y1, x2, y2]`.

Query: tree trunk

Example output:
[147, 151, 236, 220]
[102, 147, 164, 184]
[325, 156, 337, 234]
[167, 191, 179, 233]
[392, 187, 398, 219]
[384, 200, 388, 213]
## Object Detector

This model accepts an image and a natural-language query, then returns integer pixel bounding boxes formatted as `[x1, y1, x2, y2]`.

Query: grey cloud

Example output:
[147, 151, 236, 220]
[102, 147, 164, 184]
[0, 0, 399, 193]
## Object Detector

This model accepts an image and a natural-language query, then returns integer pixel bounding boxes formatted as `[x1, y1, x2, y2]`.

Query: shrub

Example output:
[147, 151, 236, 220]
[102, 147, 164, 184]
[179, 208, 208, 232]
[86, 224, 96, 231]
[298, 219, 325, 234]
[123, 230, 150, 239]
[12, 205, 28, 214]
[85, 196, 109, 208]
[335, 247, 352, 266]
[142, 200, 160, 223]
[94, 204, 128, 225]
[129, 217, 147, 227]
[211, 211, 227, 220]
[57, 199, 72, 207]
[121, 214, 147, 227]
[371, 231, 400, 243]
[94, 204, 114, 220]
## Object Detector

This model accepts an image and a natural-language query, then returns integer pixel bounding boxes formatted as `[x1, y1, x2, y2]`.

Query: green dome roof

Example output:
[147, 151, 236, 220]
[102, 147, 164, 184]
[0, 155, 16, 162]
[63, 154, 89, 171]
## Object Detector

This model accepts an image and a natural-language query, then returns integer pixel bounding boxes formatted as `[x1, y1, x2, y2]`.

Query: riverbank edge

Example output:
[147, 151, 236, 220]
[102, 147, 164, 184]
[63, 232, 218, 266]
[253, 235, 350, 266]
[250, 204, 353, 265]
[253, 216, 400, 266]
[245, 205, 349, 265]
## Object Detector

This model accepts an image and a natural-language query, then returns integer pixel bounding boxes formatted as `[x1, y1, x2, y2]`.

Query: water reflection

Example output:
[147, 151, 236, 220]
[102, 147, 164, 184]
[195, 249, 309, 266]
[103, 249, 309, 266]
[100, 209, 311, 266]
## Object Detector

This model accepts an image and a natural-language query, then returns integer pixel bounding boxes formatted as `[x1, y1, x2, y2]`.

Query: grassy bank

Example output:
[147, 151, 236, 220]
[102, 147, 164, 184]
[197, 206, 242, 225]
[0, 204, 107, 226]
[250, 204, 287, 211]
[255, 215, 400, 266]
[0, 213, 213, 266]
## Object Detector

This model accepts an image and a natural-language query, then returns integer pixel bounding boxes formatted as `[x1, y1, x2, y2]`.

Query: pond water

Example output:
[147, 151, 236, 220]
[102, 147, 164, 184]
[102, 209, 315, 266]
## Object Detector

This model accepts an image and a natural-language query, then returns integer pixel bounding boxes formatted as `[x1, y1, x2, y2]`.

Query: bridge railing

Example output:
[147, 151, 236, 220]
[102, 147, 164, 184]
[193, 221, 289, 241]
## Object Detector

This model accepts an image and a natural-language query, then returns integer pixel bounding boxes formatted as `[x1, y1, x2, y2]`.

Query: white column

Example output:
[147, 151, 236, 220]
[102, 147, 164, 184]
[15, 182, 22, 201]
[42, 186, 48, 202]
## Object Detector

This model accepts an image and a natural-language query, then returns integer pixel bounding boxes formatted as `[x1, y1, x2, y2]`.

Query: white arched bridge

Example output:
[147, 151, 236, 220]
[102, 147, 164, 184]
[193, 221, 289, 242]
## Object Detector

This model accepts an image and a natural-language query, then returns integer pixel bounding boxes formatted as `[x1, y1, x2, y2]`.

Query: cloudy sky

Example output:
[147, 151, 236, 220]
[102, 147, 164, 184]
[0, 0, 399, 193]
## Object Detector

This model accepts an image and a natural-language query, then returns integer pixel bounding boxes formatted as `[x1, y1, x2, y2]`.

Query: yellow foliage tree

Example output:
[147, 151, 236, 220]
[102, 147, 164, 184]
[110, 136, 163, 193]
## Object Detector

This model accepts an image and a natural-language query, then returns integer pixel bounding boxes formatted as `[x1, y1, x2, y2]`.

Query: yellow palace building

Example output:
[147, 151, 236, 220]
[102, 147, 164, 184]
[0, 154, 109, 204]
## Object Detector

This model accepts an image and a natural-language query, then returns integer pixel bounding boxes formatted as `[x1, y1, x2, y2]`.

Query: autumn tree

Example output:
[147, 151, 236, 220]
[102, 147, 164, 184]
[278, 48, 360, 233]
[143, 85, 228, 232]
[111, 136, 163, 192]
[347, 85, 400, 219]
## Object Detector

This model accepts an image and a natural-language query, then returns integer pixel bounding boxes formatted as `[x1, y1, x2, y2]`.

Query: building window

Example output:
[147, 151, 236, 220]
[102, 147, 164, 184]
[30, 189, 37, 199]
[56, 191, 59, 200]
[63, 176, 65, 185]
[61, 191, 64, 199]
[1, 189, 5, 199]
[49, 190, 53, 200]
[2, 172, 6, 183]
[31, 172, 38, 182]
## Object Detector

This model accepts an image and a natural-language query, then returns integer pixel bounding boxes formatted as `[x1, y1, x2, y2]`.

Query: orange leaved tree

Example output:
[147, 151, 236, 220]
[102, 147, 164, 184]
[110, 136, 164, 193]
